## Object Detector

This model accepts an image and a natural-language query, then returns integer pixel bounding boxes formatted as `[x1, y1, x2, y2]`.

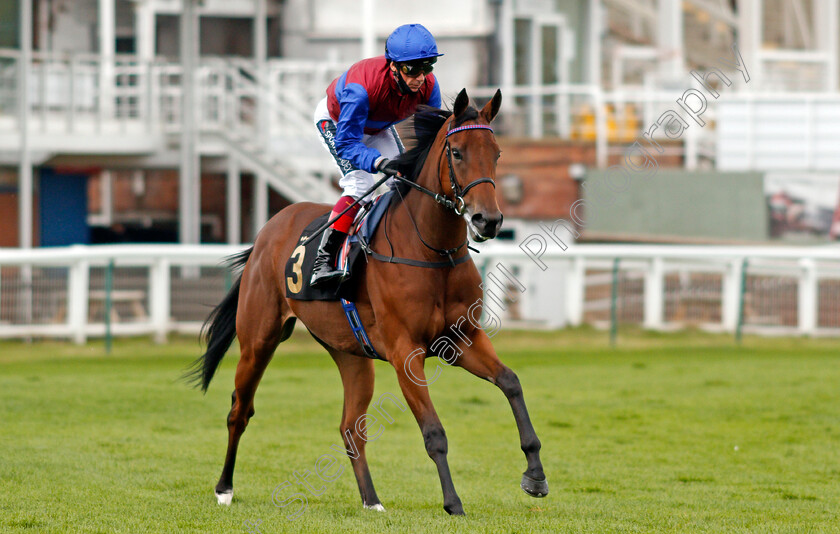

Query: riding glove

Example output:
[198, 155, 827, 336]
[375, 157, 401, 176]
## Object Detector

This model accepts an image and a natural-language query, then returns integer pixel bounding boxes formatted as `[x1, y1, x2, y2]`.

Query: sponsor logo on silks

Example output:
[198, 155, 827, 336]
[339, 159, 353, 174]
[320, 121, 355, 175]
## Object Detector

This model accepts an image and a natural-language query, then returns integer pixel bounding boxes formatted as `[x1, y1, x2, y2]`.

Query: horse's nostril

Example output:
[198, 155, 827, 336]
[471, 213, 485, 226]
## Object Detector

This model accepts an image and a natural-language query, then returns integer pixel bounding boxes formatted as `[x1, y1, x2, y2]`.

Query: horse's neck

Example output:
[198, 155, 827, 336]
[389, 154, 466, 258]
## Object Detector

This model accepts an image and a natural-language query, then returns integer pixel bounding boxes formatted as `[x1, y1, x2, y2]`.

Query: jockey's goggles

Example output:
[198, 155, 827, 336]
[399, 59, 436, 76]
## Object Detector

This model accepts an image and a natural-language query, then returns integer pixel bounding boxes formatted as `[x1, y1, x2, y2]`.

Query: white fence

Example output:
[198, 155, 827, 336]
[0, 244, 245, 343]
[477, 242, 840, 337]
[1, 244, 840, 343]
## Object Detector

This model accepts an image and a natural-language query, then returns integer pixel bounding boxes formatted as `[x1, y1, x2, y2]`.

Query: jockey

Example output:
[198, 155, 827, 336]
[310, 23, 443, 287]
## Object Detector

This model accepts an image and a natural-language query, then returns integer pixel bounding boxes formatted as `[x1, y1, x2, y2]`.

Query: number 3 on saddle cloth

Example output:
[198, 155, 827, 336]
[283, 192, 395, 359]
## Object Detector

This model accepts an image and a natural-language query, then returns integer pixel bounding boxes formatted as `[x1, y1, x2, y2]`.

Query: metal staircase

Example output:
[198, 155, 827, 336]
[197, 57, 344, 203]
[0, 49, 344, 204]
[212, 130, 336, 203]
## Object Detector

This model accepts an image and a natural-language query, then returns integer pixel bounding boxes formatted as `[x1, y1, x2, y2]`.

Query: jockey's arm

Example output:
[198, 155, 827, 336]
[427, 77, 442, 108]
[333, 84, 382, 173]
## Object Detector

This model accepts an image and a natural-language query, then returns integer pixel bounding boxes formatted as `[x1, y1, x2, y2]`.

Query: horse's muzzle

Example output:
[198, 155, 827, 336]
[470, 212, 503, 240]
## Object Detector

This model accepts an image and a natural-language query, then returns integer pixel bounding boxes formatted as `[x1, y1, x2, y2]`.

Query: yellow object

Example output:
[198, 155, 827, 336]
[573, 103, 640, 142]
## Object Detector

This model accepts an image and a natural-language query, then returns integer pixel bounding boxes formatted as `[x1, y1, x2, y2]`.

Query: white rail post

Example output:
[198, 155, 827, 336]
[179, 0, 200, 246]
[150, 257, 171, 344]
[227, 155, 241, 244]
[253, 173, 269, 238]
[361, 0, 376, 59]
[658, 0, 684, 78]
[798, 258, 817, 335]
[254, 0, 268, 148]
[19, 0, 33, 250]
[644, 256, 664, 330]
[528, 17, 543, 138]
[98, 0, 115, 123]
[594, 88, 608, 167]
[684, 117, 698, 170]
[814, 0, 839, 92]
[68, 259, 90, 344]
[722, 258, 744, 332]
[565, 256, 585, 326]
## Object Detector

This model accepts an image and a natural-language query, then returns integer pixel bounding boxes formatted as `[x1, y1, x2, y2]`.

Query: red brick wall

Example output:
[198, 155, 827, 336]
[0, 167, 40, 247]
[0, 192, 19, 247]
[79, 138, 684, 241]
[495, 138, 683, 220]
[87, 170, 292, 243]
[496, 139, 589, 220]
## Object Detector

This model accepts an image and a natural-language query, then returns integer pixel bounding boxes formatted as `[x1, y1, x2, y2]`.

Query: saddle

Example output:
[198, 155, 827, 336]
[284, 192, 395, 360]
[284, 191, 395, 302]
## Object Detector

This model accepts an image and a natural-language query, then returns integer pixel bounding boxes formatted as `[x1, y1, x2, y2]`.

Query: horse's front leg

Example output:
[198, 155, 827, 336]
[391, 340, 464, 515]
[452, 331, 548, 497]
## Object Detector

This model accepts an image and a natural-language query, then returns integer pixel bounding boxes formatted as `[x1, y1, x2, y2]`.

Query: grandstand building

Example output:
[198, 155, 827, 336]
[2, 0, 840, 248]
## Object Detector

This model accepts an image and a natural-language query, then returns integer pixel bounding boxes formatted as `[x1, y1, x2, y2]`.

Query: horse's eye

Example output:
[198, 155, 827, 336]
[451, 148, 462, 161]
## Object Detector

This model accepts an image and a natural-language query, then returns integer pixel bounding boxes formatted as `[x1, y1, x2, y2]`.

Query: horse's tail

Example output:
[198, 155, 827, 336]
[184, 246, 254, 392]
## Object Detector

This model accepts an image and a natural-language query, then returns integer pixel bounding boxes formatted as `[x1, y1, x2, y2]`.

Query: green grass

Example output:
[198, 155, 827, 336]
[1, 328, 839, 533]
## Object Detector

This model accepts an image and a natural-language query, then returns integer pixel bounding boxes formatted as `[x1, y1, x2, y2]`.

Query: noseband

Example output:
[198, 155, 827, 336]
[444, 124, 496, 215]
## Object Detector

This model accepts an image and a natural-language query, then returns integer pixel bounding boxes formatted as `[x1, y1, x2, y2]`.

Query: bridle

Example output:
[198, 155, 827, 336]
[375, 120, 496, 267]
[443, 124, 496, 214]
[394, 122, 496, 216]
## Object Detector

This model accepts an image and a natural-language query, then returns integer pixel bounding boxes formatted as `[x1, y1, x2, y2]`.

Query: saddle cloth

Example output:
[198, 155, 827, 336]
[284, 191, 395, 302]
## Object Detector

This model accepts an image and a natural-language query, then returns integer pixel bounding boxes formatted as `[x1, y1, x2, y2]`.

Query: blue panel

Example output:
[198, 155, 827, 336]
[39, 169, 90, 247]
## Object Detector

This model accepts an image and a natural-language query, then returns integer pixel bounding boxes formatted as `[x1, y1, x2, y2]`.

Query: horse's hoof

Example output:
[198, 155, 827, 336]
[444, 502, 465, 516]
[521, 474, 549, 498]
[216, 489, 233, 505]
[364, 503, 386, 512]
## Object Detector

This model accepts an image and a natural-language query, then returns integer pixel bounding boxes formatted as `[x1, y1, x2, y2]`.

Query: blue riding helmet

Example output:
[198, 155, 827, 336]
[385, 24, 444, 63]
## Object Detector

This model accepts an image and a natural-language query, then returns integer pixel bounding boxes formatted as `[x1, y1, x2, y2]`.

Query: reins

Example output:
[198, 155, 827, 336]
[364, 121, 495, 268]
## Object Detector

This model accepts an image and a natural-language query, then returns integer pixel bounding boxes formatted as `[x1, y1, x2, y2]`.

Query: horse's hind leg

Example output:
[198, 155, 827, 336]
[215, 281, 295, 505]
[328, 349, 384, 511]
[452, 331, 547, 498]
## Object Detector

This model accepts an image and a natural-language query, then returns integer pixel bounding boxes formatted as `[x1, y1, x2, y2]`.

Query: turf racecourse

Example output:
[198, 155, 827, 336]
[1, 328, 839, 533]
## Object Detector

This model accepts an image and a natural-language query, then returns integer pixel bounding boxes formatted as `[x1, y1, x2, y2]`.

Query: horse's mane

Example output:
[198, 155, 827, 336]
[390, 104, 480, 197]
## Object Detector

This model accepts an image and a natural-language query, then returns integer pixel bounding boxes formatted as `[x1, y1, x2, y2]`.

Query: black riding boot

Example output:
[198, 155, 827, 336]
[310, 228, 348, 287]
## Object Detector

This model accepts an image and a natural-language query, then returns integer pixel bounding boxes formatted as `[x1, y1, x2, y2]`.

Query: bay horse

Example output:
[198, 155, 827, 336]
[190, 88, 547, 515]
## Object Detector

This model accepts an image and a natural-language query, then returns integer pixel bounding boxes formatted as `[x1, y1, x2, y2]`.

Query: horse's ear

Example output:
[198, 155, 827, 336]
[480, 89, 502, 123]
[453, 88, 469, 118]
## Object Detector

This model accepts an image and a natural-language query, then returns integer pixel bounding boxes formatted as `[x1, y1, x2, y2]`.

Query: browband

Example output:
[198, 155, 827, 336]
[446, 124, 494, 137]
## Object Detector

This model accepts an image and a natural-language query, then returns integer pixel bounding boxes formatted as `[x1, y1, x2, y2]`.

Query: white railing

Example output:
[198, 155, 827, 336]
[0, 49, 343, 139]
[476, 242, 840, 336]
[1, 243, 840, 343]
[469, 83, 717, 168]
[0, 49, 342, 202]
[0, 48, 721, 169]
[0, 244, 245, 343]
[9, 49, 840, 173]
[0, 49, 166, 137]
[716, 92, 840, 171]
